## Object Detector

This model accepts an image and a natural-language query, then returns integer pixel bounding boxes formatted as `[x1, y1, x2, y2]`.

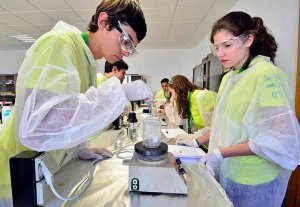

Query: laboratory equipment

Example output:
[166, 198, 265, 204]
[143, 117, 161, 148]
[124, 141, 188, 194]
[151, 105, 158, 117]
[1, 105, 11, 124]
[128, 112, 138, 140]
[10, 151, 97, 206]
[123, 74, 144, 84]
[137, 112, 150, 137]
[10, 151, 44, 207]
[114, 129, 126, 152]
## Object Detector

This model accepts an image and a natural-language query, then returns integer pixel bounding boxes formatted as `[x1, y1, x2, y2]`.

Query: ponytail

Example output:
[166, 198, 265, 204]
[211, 12, 278, 63]
[250, 17, 278, 63]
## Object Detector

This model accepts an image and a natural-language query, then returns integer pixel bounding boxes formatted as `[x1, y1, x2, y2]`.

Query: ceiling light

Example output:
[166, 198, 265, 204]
[10, 34, 36, 43]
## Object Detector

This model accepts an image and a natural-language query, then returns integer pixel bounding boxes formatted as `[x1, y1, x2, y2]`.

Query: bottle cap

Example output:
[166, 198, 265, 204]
[128, 112, 137, 123]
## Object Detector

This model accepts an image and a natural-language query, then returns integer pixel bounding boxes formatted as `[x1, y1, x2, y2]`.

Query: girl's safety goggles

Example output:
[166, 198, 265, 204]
[210, 34, 247, 55]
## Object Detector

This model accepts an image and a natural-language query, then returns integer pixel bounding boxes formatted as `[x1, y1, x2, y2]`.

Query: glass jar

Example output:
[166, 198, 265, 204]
[143, 117, 161, 148]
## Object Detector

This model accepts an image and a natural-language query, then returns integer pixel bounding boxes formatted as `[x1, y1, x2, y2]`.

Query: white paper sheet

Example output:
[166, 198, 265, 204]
[168, 145, 206, 158]
[161, 128, 187, 139]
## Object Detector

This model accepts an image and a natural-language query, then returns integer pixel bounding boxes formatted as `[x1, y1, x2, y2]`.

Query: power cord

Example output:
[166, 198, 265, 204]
[115, 148, 134, 159]
[40, 158, 99, 201]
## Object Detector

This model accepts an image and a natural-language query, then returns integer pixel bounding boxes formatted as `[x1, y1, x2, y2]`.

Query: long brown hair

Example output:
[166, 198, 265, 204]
[169, 75, 202, 118]
[210, 11, 278, 63]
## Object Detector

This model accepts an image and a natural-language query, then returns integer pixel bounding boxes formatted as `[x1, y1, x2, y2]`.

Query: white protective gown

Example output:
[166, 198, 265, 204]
[17, 22, 128, 151]
[209, 55, 300, 207]
[0, 21, 129, 205]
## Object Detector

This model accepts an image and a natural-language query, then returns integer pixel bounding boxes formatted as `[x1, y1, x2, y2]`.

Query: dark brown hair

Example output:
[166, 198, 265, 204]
[161, 78, 169, 84]
[88, 0, 147, 42]
[210, 11, 277, 63]
[105, 59, 128, 73]
[169, 75, 202, 118]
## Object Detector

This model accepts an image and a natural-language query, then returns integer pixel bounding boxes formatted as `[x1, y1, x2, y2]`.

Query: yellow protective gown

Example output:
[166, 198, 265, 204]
[96, 73, 108, 86]
[154, 89, 168, 102]
[209, 55, 300, 207]
[189, 89, 216, 129]
[0, 21, 128, 205]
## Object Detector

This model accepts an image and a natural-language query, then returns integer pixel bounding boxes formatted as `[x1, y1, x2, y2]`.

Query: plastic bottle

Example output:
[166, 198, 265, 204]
[128, 112, 138, 141]
[2, 105, 12, 125]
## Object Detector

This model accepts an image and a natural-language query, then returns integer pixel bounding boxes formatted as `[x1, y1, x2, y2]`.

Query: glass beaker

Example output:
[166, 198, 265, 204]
[151, 105, 158, 117]
[114, 133, 123, 152]
[138, 113, 151, 137]
[143, 117, 161, 148]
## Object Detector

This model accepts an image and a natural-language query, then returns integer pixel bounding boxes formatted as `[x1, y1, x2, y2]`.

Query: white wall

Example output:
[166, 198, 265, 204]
[0, 48, 194, 92]
[98, 49, 194, 91]
[192, 0, 299, 97]
[0, 50, 25, 74]
[0, 0, 298, 96]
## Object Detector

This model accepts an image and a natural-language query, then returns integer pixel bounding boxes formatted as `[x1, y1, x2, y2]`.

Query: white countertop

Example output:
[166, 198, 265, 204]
[43, 125, 232, 207]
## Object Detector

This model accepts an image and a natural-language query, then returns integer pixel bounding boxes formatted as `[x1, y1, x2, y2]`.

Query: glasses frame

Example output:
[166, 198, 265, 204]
[115, 21, 138, 56]
[210, 34, 247, 55]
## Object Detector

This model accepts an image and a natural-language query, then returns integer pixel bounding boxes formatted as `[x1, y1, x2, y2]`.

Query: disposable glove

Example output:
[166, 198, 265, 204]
[78, 147, 113, 160]
[199, 149, 223, 177]
[154, 99, 166, 107]
[175, 134, 198, 148]
[122, 80, 155, 102]
[194, 127, 210, 137]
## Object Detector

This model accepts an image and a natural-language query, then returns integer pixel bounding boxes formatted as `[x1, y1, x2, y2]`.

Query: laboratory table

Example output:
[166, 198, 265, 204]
[43, 122, 233, 207]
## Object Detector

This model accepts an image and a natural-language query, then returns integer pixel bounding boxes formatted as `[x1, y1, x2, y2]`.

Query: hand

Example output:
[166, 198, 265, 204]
[78, 148, 113, 160]
[154, 99, 165, 107]
[157, 108, 165, 114]
[195, 126, 210, 137]
[175, 134, 198, 148]
[159, 105, 165, 109]
[199, 149, 223, 177]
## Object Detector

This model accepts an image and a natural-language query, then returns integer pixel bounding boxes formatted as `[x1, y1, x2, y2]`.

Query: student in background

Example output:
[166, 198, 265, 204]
[97, 60, 128, 85]
[97, 60, 131, 130]
[154, 78, 171, 107]
[163, 75, 216, 148]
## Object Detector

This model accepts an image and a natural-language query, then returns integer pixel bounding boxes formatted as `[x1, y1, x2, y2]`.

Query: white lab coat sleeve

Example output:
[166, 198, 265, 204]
[243, 69, 300, 170]
[121, 80, 155, 102]
[247, 110, 300, 170]
[19, 76, 127, 151]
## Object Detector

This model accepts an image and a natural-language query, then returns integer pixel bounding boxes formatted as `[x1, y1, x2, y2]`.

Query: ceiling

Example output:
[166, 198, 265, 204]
[0, 0, 238, 50]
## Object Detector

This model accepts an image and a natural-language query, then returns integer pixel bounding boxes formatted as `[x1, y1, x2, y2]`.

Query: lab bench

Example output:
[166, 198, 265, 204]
[41, 119, 232, 207]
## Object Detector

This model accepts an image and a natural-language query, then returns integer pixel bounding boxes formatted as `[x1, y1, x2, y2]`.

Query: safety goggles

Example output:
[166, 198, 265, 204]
[210, 34, 247, 55]
[115, 21, 138, 57]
